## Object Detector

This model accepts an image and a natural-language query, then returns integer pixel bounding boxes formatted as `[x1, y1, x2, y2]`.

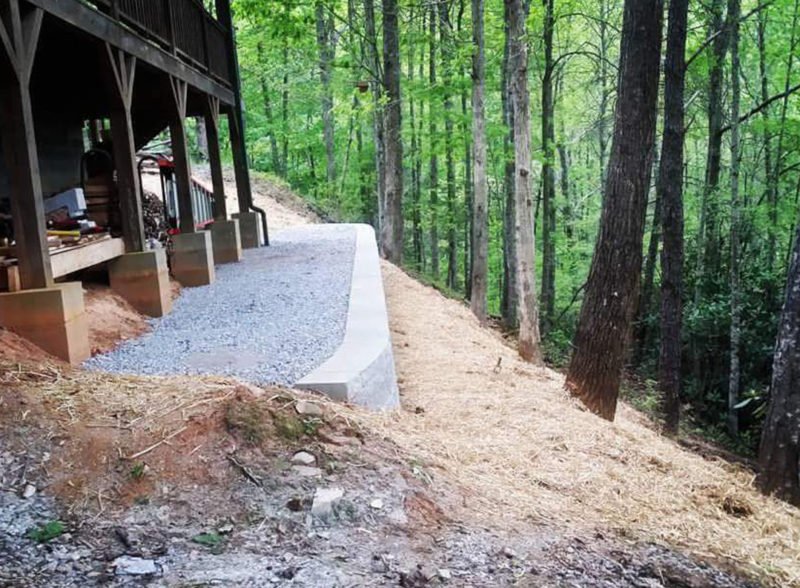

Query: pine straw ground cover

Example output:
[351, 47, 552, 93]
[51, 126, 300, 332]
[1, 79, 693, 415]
[334, 262, 800, 587]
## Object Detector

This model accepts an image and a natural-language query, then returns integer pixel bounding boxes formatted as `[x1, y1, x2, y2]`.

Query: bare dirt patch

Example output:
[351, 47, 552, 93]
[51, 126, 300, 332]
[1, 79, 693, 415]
[83, 285, 150, 355]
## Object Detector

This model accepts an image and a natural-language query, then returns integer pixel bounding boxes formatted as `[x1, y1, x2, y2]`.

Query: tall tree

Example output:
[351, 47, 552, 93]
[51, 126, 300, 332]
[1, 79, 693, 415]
[540, 0, 557, 336]
[379, 0, 403, 262]
[315, 1, 336, 189]
[429, 4, 441, 280]
[438, 0, 458, 290]
[566, 0, 664, 420]
[658, 0, 689, 434]
[758, 218, 800, 507]
[727, 0, 742, 437]
[470, 0, 489, 323]
[507, 0, 543, 363]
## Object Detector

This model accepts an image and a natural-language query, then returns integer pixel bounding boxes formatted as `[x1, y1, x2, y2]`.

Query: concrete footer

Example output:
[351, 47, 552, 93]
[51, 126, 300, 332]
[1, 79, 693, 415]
[210, 219, 243, 264]
[0, 282, 90, 364]
[172, 231, 215, 287]
[109, 250, 172, 317]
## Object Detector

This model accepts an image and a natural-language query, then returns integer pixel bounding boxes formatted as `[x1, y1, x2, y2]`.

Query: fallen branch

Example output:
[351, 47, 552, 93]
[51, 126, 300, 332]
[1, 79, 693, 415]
[227, 454, 263, 487]
[123, 426, 188, 460]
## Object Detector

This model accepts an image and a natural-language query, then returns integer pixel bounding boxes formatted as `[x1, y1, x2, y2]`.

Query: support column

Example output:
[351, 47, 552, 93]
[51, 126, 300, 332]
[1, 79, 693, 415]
[204, 95, 227, 220]
[0, 2, 51, 289]
[167, 76, 196, 235]
[171, 231, 215, 287]
[205, 95, 241, 263]
[105, 44, 145, 252]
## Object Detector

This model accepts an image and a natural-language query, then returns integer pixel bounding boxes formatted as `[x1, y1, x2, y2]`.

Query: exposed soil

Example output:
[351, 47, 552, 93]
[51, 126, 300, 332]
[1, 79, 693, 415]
[83, 285, 150, 356]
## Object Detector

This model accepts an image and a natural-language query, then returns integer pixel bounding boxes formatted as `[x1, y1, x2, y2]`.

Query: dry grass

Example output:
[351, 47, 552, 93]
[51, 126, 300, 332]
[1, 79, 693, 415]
[340, 262, 800, 587]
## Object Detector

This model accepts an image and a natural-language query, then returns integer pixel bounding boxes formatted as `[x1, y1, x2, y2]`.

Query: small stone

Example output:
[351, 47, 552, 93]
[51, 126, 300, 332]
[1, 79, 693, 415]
[439, 568, 452, 580]
[22, 484, 36, 499]
[370, 498, 384, 510]
[113, 556, 158, 576]
[292, 465, 323, 477]
[291, 451, 317, 466]
[217, 524, 234, 535]
[311, 487, 344, 521]
[295, 401, 323, 417]
[502, 546, 517, 559]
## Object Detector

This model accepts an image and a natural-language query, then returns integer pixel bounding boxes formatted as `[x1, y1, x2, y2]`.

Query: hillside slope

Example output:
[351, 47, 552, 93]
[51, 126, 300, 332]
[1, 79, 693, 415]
[0, 176, 798, 586]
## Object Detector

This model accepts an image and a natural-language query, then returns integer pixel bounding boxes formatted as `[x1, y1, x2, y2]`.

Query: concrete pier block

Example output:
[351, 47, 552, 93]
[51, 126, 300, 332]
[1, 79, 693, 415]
[0, 282, 90, 364]
[232, 212, 260, 249]
[171, 231, 215, 287]
[109, 250, 172, 317]
[210, 219, 242, 264]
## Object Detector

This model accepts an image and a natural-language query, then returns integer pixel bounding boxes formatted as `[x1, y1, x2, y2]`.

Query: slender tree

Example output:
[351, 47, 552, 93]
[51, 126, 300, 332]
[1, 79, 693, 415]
[380, 0, 403, 262]
[470, 0, 488, 324]
[315, 1, 336, 189]
[540, 0, 557, 336]
[566, 0, 664, 420]
[658, 0, 689, 434]
[506, 0, 543, 363]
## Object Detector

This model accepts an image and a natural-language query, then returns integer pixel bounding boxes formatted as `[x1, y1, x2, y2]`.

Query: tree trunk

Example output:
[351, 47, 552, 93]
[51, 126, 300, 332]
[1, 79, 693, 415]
[506, 0, 543, 364]
[758, 218, 800, 507]
[565, 0, 664, 420]
[540, 0, 556, 337]
[501, 0, 518, 329]
[257, 41, 282, 175]
[727, 0, 742, 438]
[315, 1, 336, 189]
[438, 1, 458, 291]
[429, 5, 440, 280]
[658, 0, 688, 435]
[633, 184, 662, 365]
[364, 0, 385, 229]
[380, 0, 403, 263]
[409, 9, 423, 272]
[470, 0, 488, 324]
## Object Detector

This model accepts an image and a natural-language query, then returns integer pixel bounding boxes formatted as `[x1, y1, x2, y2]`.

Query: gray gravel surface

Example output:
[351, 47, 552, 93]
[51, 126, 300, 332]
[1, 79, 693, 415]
[86, 224, 355, 385]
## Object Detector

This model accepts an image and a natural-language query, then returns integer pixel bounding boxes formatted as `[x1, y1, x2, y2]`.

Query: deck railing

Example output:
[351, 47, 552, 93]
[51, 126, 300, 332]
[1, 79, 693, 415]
[88, 0, 232, 86]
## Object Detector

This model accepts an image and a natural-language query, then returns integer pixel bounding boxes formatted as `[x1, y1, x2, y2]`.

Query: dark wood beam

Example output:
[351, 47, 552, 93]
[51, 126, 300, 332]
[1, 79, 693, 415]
[0, 1, 52, 289]
[105, 43, 144, 252]
[204, 95, 227, 220]
[27, 0, 235, 105]
[168, 76, 196, 234]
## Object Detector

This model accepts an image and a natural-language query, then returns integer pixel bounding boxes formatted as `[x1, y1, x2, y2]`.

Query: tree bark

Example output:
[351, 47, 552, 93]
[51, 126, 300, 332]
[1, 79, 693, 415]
[565, 0, 664, 420]
[429, 5, 440, 280]
[316, 1, 336, 192]
[438, 1, 458, 291]
[364, 0, 385, 228]
[727, 0, 742, 438]
[380, 0, 404, 263]
[470, 0, 488, 323]
[758, 218, 800, 506]
[506, 0, 543, 364]
[658, 0, 689, 435]
[540, 0, 557, 337]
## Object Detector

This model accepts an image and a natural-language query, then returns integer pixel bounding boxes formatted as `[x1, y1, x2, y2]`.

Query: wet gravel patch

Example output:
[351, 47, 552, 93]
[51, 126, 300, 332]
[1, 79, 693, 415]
[86, 224, 355, 385]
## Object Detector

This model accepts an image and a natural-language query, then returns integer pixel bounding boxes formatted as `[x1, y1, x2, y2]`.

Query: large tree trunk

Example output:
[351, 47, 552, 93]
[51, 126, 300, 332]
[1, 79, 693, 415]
[727, 0, 742, 438]
[470, 0, 488, 323]
[315, 1, 336, 189]
[565, 0, 664, 420]
[658, 0, 689, 435]
[506, 0, 542, 364]
[540, 0, 557, 337]
[429, 5, 440, 280]
[380, 0, 403, 263]
[758, 219, 800, 506]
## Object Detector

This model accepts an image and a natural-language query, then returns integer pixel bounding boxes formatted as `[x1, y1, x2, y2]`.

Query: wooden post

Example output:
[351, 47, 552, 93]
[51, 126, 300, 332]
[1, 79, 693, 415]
[0, 2, 52, 289]
[204, 95, 227, 220]
[164, 0, 176, 55]
[105, 44, 145, 252]
[226, 105, 251, 217]
[167, 76, 196, 234]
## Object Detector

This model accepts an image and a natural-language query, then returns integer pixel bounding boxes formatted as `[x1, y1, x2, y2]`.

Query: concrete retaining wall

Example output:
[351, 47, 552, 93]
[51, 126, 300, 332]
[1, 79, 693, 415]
[296, 224, 399, 410]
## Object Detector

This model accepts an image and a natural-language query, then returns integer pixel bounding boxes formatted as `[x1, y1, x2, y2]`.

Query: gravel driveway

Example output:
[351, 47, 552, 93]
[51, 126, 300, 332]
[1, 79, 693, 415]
[86, 224, 355, 385]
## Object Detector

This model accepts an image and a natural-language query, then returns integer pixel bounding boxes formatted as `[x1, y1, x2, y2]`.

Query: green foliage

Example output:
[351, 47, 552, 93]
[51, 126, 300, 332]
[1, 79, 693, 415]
[27, 521, 65, 543]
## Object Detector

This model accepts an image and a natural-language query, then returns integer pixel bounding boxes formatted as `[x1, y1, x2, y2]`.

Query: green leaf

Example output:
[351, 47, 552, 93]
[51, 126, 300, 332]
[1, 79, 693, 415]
[27, 521, 65, 543]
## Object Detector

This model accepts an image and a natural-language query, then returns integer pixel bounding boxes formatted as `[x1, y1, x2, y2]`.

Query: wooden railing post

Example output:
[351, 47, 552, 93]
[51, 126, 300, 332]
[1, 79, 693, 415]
[164, 0, 176, 55]
[201, 10, 211, 73]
